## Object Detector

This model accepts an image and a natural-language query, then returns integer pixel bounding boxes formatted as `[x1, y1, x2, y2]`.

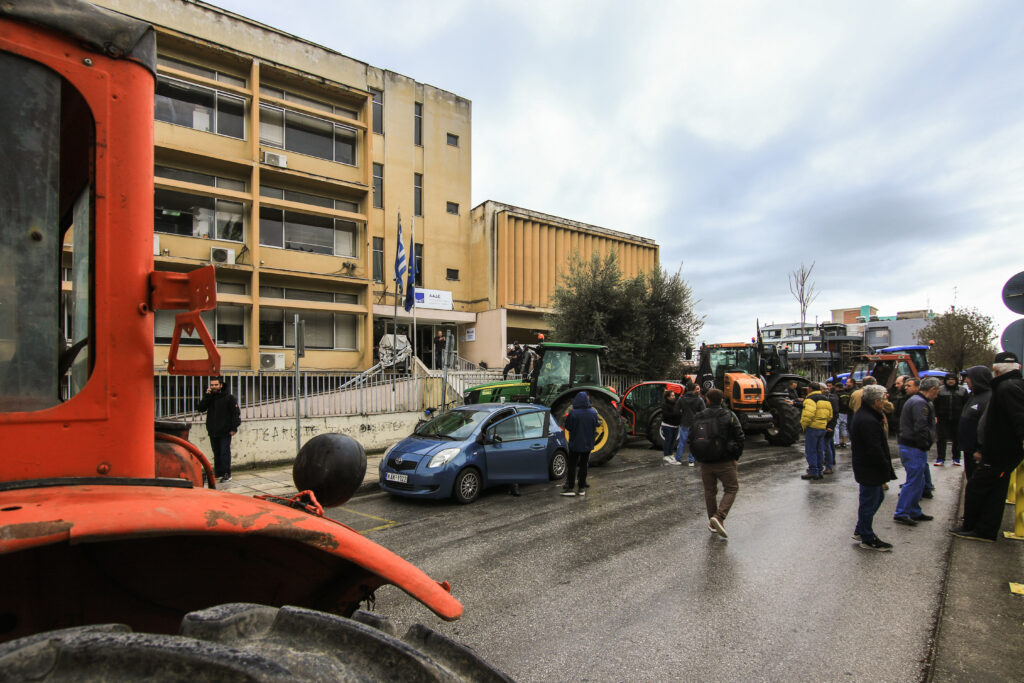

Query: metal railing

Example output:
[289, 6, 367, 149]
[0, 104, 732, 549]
[155, 369, 653, 422]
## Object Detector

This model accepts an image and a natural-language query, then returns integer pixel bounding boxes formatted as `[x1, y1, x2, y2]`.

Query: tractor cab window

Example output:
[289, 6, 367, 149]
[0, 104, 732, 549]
[571, 351, 601, 386]
[708, 347, 758, 379]
[896, 360, 912, 378]
[0, 53, 94, 412]
[535, 351, 571, 404]
[906, 350, 928, 372]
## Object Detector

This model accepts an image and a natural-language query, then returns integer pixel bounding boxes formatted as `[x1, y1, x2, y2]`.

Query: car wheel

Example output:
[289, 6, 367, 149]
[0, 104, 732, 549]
[452, 468, 481, 504]
[549, 450, 567, 480]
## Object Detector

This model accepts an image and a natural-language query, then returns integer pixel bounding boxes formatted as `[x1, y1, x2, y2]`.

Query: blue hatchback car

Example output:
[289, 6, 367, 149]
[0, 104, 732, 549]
[378, 403, 569, 503]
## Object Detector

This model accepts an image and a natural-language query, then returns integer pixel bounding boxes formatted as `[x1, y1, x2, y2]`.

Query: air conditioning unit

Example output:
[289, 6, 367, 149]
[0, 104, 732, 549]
[210, 247, 235, 265]
[260, 352, 285, 371]
[263, 151, 287, 168]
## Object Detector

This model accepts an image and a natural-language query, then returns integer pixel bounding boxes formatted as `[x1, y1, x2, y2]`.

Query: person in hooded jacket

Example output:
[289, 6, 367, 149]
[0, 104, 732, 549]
[561, 392, 599, 497]
[934, 373, 969, 466]
[958, 365, 993, 480]
[800, 383, 833, 480]
[851, 384, 898, 551]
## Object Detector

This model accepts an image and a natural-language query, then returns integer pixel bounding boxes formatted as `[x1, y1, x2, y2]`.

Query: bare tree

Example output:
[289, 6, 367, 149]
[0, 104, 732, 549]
[789, 262, 820, 360]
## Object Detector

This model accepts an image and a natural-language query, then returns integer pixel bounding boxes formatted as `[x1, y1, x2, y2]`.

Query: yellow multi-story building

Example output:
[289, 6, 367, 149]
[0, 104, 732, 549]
[91, 0, 658, 373]
[92, 0, 472, 372]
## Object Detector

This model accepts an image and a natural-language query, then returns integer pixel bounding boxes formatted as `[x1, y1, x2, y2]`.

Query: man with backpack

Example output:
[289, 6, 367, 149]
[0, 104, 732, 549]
[687, 388, 745, 538]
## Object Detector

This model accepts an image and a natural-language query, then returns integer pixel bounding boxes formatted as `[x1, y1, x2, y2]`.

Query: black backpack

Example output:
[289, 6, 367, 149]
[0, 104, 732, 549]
[690, 411, 725, 461]
[838, 392, 852, 413]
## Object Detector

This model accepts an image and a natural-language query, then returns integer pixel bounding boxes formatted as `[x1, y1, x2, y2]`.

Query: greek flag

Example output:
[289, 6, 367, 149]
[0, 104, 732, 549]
[404, 219, 417, 312]
[394, 213, 406, 296]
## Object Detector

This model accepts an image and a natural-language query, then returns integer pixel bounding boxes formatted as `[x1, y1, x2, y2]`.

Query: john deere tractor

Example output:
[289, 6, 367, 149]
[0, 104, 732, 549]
[463, 343, 625, 465]
[696, 342, 804, 446]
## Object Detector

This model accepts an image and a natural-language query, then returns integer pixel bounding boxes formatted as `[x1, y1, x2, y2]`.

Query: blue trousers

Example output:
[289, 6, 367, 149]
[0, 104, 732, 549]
[804, 428, 825, 475]
[894, 445, 927, 518]
[824, 432, 836, 469]
[676, 425, 692, 463]
[661, 424, 679, 458]
[855, 485, 885, 541]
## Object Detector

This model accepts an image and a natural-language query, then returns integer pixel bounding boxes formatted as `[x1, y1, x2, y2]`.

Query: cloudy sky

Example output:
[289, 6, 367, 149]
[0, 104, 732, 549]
[212, 0, 1024, 345]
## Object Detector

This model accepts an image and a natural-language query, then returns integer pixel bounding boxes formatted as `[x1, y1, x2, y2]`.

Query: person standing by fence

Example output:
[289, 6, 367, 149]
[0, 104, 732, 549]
[197, 376, 241, 484]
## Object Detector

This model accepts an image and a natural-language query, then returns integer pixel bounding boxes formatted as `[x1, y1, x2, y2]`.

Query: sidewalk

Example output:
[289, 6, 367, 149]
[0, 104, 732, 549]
[220, 452, 385, 499]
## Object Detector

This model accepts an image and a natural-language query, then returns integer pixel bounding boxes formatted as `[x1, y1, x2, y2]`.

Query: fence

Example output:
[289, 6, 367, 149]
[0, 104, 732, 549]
[155, 369, 651, 422]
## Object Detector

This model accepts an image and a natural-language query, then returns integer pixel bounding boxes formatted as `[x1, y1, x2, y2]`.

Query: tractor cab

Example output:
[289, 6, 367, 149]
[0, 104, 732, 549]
[879, 345, 930, 373]
[697, 343, 765, 410]
[850, 352, 920, 391]
[532, 344, 603, 405]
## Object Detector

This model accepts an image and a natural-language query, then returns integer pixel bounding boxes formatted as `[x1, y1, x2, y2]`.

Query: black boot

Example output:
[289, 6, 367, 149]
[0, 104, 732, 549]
[509, 483, 521, 497]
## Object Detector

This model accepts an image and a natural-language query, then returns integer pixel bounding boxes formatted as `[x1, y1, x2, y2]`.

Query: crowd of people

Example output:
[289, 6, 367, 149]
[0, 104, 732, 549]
[806, 351, 1024, 551]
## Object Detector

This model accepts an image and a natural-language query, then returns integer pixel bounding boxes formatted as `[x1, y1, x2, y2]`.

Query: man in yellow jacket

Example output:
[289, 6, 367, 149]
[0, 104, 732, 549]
[801, 382, 834, 480]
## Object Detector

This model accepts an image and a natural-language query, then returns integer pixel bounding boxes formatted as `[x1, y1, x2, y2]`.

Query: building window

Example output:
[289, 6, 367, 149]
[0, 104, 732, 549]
[373, 163, 383, 209]
[370, 87, 383, 135]
[258, 286, 359, 350]
[259, 105, 357, 165]
[156, 282, 246, 346]
[154, 190, 244, 242]
[372, 237, 384, 282]
[446, 132, 459, 147]
[155, 76, 245, 139]
[158, 55, 246, 87]
[414, 102, 423, 146]
[414, 173, 423, 217]
[446, 268, 459, 281]
[446, 201, 459, 215]
[413, 243, 423, 287]
[260, 185, 359, 213]
[260, 86, 358, 120]
[259, 207, 358, 257]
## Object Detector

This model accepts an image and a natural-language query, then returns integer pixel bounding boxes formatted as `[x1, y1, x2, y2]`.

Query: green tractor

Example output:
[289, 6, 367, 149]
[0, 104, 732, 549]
[463, 343, 625, 465]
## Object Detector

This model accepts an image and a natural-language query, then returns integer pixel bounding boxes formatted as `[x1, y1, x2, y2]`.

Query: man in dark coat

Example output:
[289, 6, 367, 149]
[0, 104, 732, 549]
[958, 365, 993, 480]
[676, 382, 706, 466]
[660, 388, 683, 465]
[197, 375, 241, 483]
[934, 373, 968, 466]
[950, 352, 1024, 542]
[502, 342, 523, 379]
[851, 385, 897, 551]
[893, 376, 940, 525]
[561, 392, 599, 497]
[688, 388, 745, 538]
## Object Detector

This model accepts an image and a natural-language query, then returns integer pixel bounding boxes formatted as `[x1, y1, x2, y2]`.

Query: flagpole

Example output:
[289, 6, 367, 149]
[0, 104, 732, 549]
[393, 210, 406, 409]
[411, 215, 417, 372]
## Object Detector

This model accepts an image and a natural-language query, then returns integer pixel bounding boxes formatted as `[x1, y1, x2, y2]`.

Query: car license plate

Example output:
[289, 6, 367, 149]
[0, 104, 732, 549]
[385, 472, 408, 484]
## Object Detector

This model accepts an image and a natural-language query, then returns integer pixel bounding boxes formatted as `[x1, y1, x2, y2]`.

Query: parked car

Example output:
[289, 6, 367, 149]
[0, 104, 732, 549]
[378, 403, 568, 504]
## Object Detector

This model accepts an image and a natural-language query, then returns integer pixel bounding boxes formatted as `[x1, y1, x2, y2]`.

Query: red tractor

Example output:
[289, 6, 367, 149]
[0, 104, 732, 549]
[0, 4, 503, 677]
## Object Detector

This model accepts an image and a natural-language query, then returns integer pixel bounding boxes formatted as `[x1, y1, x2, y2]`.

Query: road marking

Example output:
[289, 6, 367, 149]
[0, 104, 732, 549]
[335, 505, 398, 534]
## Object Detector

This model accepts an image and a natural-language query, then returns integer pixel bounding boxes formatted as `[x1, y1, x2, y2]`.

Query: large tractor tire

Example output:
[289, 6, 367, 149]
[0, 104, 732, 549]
[646, 409, 664, 450]
[765, 399, 802, 447]
[554, 395, 624, 467]
[0, 603, 511, 682]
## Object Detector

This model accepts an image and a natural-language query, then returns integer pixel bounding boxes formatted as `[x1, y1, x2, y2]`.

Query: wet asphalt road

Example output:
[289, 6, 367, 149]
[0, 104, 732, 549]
[328, 439, 962, 682]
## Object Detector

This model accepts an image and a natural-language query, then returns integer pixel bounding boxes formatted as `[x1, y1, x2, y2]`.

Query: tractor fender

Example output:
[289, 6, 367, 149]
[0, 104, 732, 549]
[0, 485, 462, 628]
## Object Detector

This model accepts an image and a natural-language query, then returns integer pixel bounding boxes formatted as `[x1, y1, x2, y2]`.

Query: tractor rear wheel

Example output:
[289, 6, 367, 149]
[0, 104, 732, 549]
[765, 399, 802, 447]
[554, 395, 624, 467]
[646, 409, 664, 450]
[0, 604, 511, 682]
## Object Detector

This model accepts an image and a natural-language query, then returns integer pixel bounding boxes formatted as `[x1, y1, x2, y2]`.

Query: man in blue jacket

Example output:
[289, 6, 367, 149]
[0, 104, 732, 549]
[562, 392, 599, 497]
[893, 376, 941, 525]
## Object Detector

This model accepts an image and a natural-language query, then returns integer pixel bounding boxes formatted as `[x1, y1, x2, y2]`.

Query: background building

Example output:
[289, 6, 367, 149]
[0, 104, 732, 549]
[465, 202, 660, 368]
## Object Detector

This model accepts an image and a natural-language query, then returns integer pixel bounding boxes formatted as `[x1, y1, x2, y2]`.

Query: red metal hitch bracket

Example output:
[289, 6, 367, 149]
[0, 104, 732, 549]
[150, 266, 221, 376]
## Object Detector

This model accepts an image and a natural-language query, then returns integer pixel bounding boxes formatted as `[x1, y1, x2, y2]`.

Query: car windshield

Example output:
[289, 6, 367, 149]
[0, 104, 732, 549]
[415, 408, 491, 440]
